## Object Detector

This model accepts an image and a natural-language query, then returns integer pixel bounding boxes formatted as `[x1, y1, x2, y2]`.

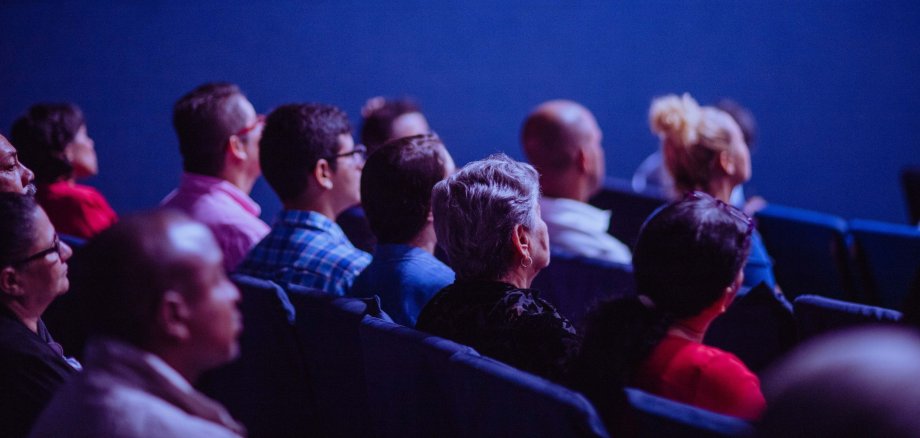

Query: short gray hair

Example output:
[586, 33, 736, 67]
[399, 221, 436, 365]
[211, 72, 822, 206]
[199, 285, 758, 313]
[431, 153, 540, 280]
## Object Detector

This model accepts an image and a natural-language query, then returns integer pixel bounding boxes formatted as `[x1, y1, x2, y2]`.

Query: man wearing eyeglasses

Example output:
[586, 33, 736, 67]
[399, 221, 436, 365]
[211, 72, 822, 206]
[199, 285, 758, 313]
[160, 83, 270, 272]
[236, 103, 371, 296]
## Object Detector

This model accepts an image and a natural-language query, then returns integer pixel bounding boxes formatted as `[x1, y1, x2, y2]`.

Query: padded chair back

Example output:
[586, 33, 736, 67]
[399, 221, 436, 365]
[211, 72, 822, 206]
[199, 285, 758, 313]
[445, 352, 609, 437]
[531, 251, 636, 328]
[589, 177, 667, 249]
[288, 286, 371, 437]
[360, 317, 478, 438]
[624, 388, 753, 437]
[198, 274, 313, 437]
[849, 219, 920, 309]
[793, 294, 902, 342]
[901, 165, 920, 224]
[754, 204, 852, 300]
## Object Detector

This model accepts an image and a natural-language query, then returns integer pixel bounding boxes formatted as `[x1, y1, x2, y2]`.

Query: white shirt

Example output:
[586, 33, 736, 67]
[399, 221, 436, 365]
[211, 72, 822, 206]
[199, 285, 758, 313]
[539, 197, 632, 264]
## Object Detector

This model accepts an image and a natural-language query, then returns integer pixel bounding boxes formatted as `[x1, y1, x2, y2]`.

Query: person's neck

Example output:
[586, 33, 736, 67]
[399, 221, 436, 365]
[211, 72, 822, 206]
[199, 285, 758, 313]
[218, 169, 256, 195]
[707, 179, 736, 204]
[283, 196, 338, 221]
[2, 300, 40, 333]
[405, 224, 437, 254]
[667, 309, 720, 343]
[498, 266, 533, 290]
[540, 172, 591, 202]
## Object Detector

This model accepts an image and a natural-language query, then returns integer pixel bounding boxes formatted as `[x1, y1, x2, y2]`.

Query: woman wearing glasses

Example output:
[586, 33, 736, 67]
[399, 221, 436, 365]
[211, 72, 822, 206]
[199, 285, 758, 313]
[572, 193, 765, 426]
[11, 102, 117, 239]
[0, 193, 79, 437]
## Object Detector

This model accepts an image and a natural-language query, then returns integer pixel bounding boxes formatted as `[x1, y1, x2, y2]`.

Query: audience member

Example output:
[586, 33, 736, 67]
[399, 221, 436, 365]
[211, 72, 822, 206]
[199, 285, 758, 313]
[0, 193, 79, 438]
[350, 134, 456, 326]
[0, 134, 37, 195]
[237, 104, 371, 295]
[572, 192, 764, 423]
[160, 82, 270, 272]
[11, 103, 117, 239]
[649, 93, 777, 292]
[339, 97, 432, 253]
[758, 327, 920, 437]
[521, 100, 631, 264]
[416, 154, 580, 382]
[29, 210, 245, 437]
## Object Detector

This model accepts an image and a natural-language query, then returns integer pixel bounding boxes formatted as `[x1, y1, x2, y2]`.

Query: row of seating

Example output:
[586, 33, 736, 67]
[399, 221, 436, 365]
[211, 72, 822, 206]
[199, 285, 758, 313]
[200, 274, 756, 437]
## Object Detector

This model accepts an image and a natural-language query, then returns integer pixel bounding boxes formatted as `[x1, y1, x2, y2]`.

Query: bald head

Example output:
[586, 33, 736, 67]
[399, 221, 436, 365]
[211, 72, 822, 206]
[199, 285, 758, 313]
[521, 100, 605, 200]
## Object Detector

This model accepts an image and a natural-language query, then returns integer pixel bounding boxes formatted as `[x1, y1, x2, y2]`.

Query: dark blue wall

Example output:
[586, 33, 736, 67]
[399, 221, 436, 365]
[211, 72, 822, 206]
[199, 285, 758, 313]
[2, 1, 918, 223]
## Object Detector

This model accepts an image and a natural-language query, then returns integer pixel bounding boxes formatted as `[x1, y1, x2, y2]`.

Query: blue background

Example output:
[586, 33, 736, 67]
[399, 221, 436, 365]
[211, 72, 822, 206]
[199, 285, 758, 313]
[1, 1, 918, 223]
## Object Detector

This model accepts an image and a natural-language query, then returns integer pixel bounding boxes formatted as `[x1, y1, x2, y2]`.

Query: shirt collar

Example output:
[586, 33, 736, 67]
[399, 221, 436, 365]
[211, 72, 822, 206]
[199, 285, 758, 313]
[275, 209, 348, 241]
[539, 196, 612, 234]
[179, 172, 262, 217]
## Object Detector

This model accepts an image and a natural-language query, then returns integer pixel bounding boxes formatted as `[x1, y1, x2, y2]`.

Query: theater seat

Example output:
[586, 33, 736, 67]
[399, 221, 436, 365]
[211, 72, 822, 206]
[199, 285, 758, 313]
[589, 177, 667, 249]
[445, 352, 609, 437]
[624, 388, 753, 437]
[197, 274, 314, 437]
[359, 317, 478, 438]
[849, 219, 920, 309]
[754, 204, 852, 301]
[901, 165, 920, 224]
[531, 251, 636, 328]
[793, 294, 902, 342]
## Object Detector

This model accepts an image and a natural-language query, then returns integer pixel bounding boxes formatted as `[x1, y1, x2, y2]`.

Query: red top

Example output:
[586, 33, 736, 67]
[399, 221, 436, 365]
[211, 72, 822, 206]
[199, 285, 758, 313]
[37, 181, 118, 239]
[633, 335, 765, 420]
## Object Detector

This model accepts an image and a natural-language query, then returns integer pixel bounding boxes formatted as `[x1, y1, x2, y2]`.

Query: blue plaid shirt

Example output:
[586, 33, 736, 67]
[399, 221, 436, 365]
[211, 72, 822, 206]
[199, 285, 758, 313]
[236, 209, 372, 296]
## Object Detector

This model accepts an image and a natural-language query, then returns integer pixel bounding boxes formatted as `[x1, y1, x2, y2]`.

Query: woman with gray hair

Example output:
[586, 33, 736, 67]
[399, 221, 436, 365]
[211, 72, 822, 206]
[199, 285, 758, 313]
[416, 154, 580, 382]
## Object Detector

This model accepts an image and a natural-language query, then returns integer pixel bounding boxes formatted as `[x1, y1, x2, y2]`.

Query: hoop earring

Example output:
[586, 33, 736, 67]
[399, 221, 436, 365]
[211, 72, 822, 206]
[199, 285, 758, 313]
[521, 255, 533, 269]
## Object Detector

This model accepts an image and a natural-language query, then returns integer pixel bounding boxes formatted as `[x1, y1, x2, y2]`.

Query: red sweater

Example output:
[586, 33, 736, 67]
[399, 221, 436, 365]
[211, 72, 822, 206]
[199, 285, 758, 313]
[633, 335, 765, 420]
[37, 181, 117, 239]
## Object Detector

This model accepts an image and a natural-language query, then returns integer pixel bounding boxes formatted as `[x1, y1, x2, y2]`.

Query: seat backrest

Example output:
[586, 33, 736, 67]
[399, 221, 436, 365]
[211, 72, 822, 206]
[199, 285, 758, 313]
[445, 352, 609, 438]
[624, 388, 753, 437]
[531, 251, 636, 328]
[588, 177, 667, 249]
[197, 274, 314, 437]
[359, 317, 478, 438]
[793, 294, 902, 342]
[288, 285, 371, 437]
[901, 165, 920, 224]
[754, 204, 852, 301]
[849, 219, 920, 309]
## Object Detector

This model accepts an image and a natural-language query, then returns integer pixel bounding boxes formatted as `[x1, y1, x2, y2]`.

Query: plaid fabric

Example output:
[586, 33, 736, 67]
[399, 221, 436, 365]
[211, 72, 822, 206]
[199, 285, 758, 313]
[236, 209, 371, 296]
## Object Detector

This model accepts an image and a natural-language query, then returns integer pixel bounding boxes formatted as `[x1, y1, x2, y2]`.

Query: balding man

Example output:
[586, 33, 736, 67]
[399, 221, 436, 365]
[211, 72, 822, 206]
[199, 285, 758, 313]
[29, 210, 246, 437]
[521, 100, 631, 264]
[0, 134, 37, 195]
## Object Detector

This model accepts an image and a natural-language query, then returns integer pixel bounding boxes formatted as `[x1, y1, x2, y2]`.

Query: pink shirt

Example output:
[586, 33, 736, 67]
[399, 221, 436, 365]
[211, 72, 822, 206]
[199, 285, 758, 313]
[160, 173, 270, 272]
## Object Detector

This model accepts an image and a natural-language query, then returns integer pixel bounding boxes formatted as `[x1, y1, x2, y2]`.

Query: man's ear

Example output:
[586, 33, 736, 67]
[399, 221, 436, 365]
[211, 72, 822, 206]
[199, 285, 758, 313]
[157, 290, 191, 342]
[719, 150, 736, 176]
[314, 158, 334, 190]
[0, 267, 24, 297]
[575, 147, 589, 174]
[510, 223, 531, 260]
[226, 135, 248, 162]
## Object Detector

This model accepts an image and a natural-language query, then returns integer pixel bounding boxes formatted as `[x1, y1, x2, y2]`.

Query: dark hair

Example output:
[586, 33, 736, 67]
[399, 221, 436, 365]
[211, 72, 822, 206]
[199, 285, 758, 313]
[259, 103, 351, 202]
[360, 98, 421, 153]
[172, 82, 249, 176]
[10, 103, 85, 183]
[715, 98, 758, 150]
[74, 209, 204, 346]
[0, 193, 39, 267]
[361, 134, 449, 244]
[571, 192, 753, 423]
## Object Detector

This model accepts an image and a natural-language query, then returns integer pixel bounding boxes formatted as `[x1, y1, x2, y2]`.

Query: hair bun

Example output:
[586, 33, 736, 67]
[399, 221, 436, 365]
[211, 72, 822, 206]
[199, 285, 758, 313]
[649, 93, 702, 148]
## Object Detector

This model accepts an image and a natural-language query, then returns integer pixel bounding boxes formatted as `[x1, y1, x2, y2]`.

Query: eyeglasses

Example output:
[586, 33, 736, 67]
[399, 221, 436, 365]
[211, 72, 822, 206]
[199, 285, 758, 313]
[233, 114, 266, 138]
[9, 234, 62, 266]
[332, 144, 367, 163]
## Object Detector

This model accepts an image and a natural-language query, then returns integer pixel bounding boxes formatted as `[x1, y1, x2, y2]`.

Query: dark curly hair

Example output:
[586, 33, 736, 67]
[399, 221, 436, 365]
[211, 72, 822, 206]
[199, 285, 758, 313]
[10, 103, 85, 184]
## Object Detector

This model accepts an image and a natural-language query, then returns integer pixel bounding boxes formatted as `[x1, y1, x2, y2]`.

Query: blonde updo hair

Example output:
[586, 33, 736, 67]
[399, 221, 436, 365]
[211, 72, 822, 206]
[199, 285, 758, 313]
[649, 93, 736, 195]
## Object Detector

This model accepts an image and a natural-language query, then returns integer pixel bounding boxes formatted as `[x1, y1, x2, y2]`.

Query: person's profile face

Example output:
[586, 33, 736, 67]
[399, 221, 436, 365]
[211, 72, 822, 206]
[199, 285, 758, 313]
[0, 136, 36, 195]
[723, 115, 752, 184]
[528, 202, 551, 274]
[10, 207, 73, 307]
[330, 133, 364, 212]
[232, 96, 263, 180]
[67, 125, 99, 179]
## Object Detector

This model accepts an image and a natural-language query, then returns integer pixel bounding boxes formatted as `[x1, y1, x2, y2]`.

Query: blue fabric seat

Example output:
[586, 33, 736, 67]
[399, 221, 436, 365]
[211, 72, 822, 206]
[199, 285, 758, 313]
[288, 285, 372, 437]
[849, 219, 920, 309]
[588, 177, 667, 249]
[901, 165, 920, 224]
[531, 251, 636, 329]
[359, 317, 478, 438]
[197, 274, 314, 437]
[445, 352, 609, 437]
[624, 388, 753, 437]
[754, 204, 852, 301]
[793, 294, 902, 342]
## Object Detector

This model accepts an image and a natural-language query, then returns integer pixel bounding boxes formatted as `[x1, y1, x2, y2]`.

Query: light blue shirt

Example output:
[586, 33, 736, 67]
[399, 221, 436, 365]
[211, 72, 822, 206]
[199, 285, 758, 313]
[349, 244, 455, 327]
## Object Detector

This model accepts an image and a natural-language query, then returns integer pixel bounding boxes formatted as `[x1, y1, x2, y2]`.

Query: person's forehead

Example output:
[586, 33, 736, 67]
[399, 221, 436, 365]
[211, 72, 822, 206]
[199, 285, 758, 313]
[0, 136, 15, 157]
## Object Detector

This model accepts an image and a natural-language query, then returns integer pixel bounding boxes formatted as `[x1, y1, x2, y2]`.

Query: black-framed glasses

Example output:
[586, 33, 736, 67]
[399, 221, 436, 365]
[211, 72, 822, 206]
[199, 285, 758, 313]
[333, 144, 367, 162]
[9, 234, 62, 267]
